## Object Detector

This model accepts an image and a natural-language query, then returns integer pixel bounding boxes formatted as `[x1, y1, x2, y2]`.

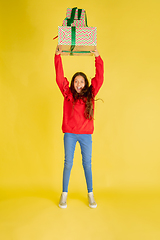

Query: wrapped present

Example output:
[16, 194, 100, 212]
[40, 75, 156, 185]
[63, 7, 87, 27]
[66, 8, 85, 20]
[62, 19, 86, 27]
[54, 7, 96, 56]
[58, 26, 97, 56]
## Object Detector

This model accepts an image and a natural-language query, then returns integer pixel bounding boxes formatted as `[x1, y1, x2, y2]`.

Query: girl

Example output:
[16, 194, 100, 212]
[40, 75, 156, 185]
[54, 46, 104, 208]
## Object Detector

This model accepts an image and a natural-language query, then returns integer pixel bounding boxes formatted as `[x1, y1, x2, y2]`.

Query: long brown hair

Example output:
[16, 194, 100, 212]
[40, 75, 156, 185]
[70, 72, 94, 120]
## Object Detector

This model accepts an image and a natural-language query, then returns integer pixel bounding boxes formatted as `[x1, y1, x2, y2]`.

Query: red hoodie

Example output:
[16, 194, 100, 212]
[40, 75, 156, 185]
[54, 54, 104, 134]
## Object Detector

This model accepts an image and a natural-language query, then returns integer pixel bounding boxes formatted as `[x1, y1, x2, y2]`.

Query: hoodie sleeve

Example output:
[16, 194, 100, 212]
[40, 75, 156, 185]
[91, 55, 104, 97]
[54, 54, 70, 98]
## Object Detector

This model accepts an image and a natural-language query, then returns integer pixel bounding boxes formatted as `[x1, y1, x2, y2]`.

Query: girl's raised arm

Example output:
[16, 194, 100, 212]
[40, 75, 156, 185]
[55, 45, 62, 56]
[90, 48, 100, 58]
[54, 46, 70, 97]
[90, 48, 104, 97]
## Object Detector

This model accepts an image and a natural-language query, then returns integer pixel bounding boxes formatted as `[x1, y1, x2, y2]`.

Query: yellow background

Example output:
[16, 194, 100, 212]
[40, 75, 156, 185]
[0, 0, 160, 239]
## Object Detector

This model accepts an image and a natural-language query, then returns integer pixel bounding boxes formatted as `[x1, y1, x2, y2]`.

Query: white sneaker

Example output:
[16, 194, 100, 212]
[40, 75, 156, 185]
[88, 192, 97, 208]
[59, 192, 68, 209]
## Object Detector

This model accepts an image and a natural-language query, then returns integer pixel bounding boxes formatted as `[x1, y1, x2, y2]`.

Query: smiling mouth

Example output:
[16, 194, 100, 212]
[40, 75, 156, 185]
[76, 87, 82, 91]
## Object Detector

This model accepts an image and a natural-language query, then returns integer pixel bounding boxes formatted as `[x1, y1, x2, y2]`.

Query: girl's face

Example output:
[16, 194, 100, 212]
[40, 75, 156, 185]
[74, 75, 85, 93]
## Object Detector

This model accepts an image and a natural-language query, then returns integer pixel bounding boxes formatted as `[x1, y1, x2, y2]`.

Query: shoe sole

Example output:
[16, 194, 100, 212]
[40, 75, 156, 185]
[59, 204, 67, 209]
[89, 204, 97, 208]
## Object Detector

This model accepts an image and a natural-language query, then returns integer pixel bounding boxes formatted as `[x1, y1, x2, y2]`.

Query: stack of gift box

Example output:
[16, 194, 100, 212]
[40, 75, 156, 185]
[58, 7, 97, 55]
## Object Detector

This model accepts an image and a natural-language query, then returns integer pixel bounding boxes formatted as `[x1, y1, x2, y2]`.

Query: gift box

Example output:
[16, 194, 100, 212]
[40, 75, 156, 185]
[63, 7, 87, 27]
[66, 8, 85, 20]
[62, 19, 86, 27]
[58, 26, 97, 56]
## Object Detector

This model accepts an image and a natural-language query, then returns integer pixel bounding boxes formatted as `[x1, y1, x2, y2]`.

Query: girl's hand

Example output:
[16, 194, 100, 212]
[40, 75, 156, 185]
[55, 45, 62, 55]
[90, 47, 99, 57]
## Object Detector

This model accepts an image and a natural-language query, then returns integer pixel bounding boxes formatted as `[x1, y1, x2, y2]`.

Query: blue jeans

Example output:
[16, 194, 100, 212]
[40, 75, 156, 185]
[63, 133, 93, 193]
